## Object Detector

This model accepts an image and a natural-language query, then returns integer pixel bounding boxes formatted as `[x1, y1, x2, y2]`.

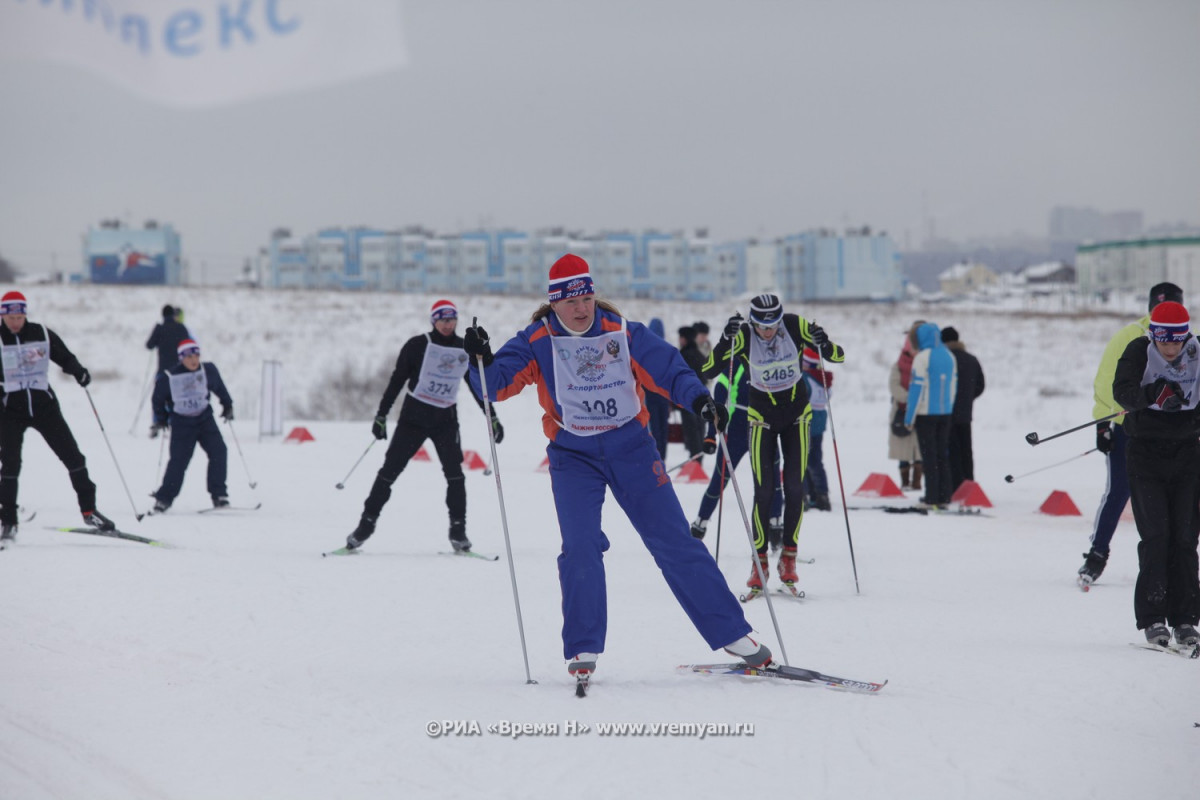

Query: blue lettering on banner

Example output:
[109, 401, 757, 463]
[26, 0, 304, 58]
[165, 11, 203, 57]
[219, 0, 256, 48]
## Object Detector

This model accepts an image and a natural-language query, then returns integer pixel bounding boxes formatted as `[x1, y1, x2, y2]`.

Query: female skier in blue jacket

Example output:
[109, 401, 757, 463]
[465, 254, 769, 688]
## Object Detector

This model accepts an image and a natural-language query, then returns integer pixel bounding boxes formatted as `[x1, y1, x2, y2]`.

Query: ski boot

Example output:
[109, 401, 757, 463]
[813, 493, 832, 511]
[82, 510, 116, 532]
[723, 635, 773, 668]
[777, 546, 804, 597]
[568, 653, 597, 697]
[743, 553, 770, 601]
[449, 518, 471, 553]
[1144, 622, 1170, 648]
[346, 515, 376, 551]
[212, 496, 231, 509]
[690, 518, 708, 540]
[1175, 623, 1199, 647]
[1, 522, 16, 545]
[1077, 549, 1108, 589]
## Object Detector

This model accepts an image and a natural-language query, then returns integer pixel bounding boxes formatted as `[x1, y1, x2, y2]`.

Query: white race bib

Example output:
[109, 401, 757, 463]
[413, 338, 469, 409]
[1, 326, 50, 391]
[549, 319, 641, 436]
[748, 329, 801, 393]
[168, 367, 210, 417]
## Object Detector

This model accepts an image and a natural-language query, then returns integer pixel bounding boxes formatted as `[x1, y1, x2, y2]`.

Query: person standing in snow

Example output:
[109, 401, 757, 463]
[645, 318, 671, 460]
[342, 299, 502, 554]
[688, 360, 784, 544]
[1110, 300, 1200, 650]
[146, 304, 191, 374]
[677, 324, 707, 462]
[940, 326, 985, 494]
[1079, 283, 1183, 588]
[801, 347, 834, 512]
[464, 254, 771, 686]
[903, 321, 957, 509]
[0, 290, 116, 543]
[150, 338, 234, 512]
[888, 321, 923, 492]
[703, 293, 845, 594]
[693, 321, 712, 359]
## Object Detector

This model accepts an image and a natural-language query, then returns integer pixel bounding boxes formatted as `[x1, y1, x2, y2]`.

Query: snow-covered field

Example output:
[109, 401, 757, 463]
[1, 285, 1195, 800]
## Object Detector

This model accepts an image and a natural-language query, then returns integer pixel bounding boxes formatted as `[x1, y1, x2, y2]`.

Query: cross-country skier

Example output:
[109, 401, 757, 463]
[464, 254, 771, 689]
[703, 293, 845, 595]
[1080, 282, 1183, 587]
[0, 290, 116, 543]
[1111, 300, 1200, 650]
[343, 299, 502, 554]
[149, 338, 234, 512]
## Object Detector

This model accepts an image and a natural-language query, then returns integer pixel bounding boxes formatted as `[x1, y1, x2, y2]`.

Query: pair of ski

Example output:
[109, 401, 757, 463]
[848, 505, 989, 517]
[1130, 641, 1200, 659]
[740, 584, 805, 603]
[322, 546, 499, 560]
[144, 502, 262, 517]
[574, 663, 886, 697]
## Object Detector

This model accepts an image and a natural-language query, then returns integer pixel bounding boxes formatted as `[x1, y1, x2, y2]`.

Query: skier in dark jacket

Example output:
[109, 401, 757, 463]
[146, 304, 191, 373]
[343, 299, 502, 554]
[703, 293, 845, 595]
[150, 338, 234, 512]
[1111, 300, 1200, 650]
[940, 326, 985, 494]
[0, 290, 116, 542]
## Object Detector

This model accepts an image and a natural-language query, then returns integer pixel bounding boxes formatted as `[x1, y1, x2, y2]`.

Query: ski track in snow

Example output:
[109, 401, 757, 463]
[0, 286, 1195, 800]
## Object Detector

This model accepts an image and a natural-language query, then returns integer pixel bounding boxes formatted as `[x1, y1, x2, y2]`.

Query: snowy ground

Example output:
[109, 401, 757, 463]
[1, 285, 1196, 800]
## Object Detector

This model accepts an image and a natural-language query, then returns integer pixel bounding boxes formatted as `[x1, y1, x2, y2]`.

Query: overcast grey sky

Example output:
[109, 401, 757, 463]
[1, 0, 1198, 281]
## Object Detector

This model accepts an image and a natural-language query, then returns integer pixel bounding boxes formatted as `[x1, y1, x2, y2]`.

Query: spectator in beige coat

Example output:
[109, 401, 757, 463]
[888, 321, 924, 491]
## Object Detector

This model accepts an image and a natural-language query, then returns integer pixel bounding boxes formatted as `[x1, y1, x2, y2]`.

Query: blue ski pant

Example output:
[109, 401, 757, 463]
[155, 413, 228, 504]
[1090, 423, 1130, 556]
[547, 429, 751, 659]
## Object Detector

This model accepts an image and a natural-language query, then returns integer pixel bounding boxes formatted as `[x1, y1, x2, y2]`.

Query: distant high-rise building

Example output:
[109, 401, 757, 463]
[1049, 206, 1143, 242]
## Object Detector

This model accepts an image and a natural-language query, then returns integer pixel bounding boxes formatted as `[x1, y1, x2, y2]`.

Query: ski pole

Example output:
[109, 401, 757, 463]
[224, 420, 258, 489]
[335, 439, 377, 490]
[715, 427, 790, 667]
[128, 351, 155, 435]
[1025, 410, 1126, 446]
[818, 344, 860, 595]
[83, 387, 145, 522]
[473, 318, 536, 685]
[1004, 449, 1098, 483]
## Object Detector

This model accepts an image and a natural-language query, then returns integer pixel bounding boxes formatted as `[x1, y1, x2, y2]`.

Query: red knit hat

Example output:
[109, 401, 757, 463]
[0, 291, 27, 315]
[1148, 301, 1190, 343]
[430, 299, 458, 322]
[177, 338, 201, 358]
[547, 254, 594, 303]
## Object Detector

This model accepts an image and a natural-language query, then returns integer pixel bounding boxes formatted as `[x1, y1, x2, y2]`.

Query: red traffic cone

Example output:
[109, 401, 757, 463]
[950, 480, 993, 508]
[462, 450, 487, 470]
[854, 472, 905, 498]
[284, 426, 314, 443]
[1039, 490, 1081, 516]
[412, 446, 431, 462]
[675, 460, 709, 484]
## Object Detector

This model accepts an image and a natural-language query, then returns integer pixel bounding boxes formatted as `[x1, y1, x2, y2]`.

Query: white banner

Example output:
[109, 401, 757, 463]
[0, 0, 407, 108]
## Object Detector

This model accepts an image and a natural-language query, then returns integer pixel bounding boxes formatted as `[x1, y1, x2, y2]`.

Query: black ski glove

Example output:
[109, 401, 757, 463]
[372, 414, 388, 440]
[150, 421, 167, 438]
[491, 415, 504, 444]
[1146, 378, 1184, 411]
[722, 313, 744, 341]
[1095, 421, 1113, 453]
[75, 368, 91, 388]
[463, 324, 494, 367]
[808, 322, 835, 359]
[694, 396, 730, 433]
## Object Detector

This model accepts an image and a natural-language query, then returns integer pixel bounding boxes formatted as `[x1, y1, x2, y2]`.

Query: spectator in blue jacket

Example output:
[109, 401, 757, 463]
[150, 338, 234, 512]
[904, 322, 957, 508]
